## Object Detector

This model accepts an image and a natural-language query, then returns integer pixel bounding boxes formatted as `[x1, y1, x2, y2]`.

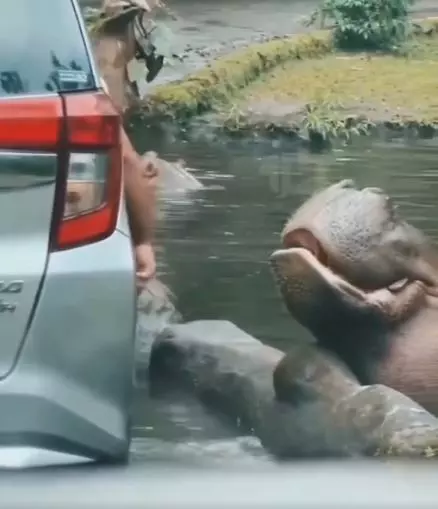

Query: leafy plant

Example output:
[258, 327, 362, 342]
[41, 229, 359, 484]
[307, 0, 415, 52]
[222, 102, 247, 131]
[301, 99, 373, 146]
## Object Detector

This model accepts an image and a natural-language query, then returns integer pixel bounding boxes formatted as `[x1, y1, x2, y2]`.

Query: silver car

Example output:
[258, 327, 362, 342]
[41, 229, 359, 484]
[0, 0, 137, 468]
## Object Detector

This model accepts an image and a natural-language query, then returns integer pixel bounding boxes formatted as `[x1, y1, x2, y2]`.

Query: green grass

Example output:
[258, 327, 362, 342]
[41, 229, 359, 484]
[228, 35, 438, 127]
[122, 16, 438, 135]
[141, 32, 333, 119]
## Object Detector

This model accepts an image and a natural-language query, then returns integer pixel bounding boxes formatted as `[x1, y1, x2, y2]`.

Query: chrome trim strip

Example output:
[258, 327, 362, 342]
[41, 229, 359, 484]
[0, 151, 57, 190]
[0, 92, 60, 102]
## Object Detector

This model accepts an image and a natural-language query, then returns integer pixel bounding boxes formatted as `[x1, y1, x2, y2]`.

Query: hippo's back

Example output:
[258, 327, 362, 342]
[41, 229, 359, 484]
[377, 300, 438, 417]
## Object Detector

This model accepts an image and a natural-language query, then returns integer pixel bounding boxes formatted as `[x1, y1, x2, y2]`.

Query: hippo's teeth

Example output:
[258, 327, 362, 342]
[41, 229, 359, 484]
[388, 278, 408, 292]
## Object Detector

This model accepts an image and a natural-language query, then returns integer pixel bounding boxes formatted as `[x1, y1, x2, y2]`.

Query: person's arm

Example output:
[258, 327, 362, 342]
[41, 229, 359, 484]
[101, 76, 158, 283]
[120, 127, 159, 284]
[121, 127, 157, 245]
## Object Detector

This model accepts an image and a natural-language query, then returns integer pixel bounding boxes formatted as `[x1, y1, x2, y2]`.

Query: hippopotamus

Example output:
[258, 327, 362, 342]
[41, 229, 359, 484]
[149, 152, 204, 195]
[280, 179, 438, 291]
[270, 179, 438, 416]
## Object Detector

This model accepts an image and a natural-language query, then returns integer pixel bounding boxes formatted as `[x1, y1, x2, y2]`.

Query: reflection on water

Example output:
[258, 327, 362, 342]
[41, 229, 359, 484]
[129, 130, 438, 464]
[130, 436, 269, 466]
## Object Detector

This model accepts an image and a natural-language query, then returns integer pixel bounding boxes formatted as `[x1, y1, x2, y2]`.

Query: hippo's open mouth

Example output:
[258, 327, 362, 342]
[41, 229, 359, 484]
[270, 245, 375, 310]
[278, 180, 438, 293]
[279, 228, 409, 295]
[269, 235, 418, 330]
[281, 226, 412, 291]
[270, 180, 438, 334]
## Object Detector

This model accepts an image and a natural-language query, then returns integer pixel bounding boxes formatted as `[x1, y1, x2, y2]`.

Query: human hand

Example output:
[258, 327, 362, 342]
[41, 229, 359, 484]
[134, 242, 157, 292]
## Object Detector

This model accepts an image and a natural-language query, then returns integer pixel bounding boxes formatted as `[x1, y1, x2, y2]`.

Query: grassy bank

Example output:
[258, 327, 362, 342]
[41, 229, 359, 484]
[219, 27, 438, 140]
[139, 17, 438, 142]
[141, 32, 333, 119]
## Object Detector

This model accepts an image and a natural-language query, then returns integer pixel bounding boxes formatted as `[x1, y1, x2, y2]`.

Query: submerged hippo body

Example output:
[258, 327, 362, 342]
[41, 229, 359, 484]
[155, 155, 204, 195]
[271, 180, 438, 415]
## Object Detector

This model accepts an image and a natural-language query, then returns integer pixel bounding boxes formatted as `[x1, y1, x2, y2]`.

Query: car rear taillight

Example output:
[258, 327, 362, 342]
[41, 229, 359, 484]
[0, 96, 62, 150]
[0, 92, 122, 251]
[53, 92, 122, 251]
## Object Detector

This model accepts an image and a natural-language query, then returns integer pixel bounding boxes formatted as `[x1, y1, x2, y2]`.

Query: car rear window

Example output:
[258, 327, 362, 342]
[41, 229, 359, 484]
[0, 0, 96, 98]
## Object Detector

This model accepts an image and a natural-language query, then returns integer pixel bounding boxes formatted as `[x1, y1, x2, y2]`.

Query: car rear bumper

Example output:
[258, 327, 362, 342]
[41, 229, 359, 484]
[0, 227, 137, 468]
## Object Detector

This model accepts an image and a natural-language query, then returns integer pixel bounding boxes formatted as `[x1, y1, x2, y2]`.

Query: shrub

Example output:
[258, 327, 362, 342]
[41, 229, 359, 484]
[308, 0, 415, 51]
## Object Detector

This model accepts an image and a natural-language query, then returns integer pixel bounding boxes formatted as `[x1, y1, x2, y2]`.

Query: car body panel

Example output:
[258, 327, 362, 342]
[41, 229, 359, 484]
[0, 151, 57, 378]
[0, 0, 137, 466]
[0, 228, 136, 465]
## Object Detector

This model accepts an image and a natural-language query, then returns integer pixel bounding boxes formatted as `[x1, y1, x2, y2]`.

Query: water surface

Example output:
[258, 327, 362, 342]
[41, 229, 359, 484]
[78, 0, 438, 468]
[130, 130, 438, 464]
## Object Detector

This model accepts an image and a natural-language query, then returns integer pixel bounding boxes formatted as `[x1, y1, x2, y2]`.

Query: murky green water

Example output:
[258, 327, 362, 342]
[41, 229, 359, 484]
[82, 0, 438, 466]
[77, 0, 438, 473]
[129, 129, 438, 464]
[137, 131, 438, 347]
